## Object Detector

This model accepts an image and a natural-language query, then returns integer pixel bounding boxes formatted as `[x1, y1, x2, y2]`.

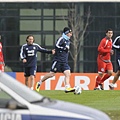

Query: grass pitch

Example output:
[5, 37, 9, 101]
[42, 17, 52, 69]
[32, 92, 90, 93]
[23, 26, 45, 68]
[39, 90, 120, 120]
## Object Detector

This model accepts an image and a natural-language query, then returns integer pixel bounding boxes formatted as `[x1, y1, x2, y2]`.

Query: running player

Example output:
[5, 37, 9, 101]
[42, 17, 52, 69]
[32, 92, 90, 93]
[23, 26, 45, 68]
[94, 28, 114, 90]
[109, 36, 120, 90]
[20, 35, 55, 90]
[35, 27, 75, 93]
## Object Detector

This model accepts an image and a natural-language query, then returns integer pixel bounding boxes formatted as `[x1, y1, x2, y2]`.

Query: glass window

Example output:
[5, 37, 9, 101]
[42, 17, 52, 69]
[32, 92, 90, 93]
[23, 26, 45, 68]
[55, 20, 68, 31]
[20, 35, 27, 45]
[20, 9, 41, 16]
[84, 32, 104, 46]
[85, 3, 115, 17]
[45, 35, 54, 46]
[84, 62, 97, 73]
[115, 18, 120, 31]
[56, 9, 68, 16]
[43, 20, 53, 30]
[43, 9, 53, 16]
[83, 46, 97, 61]
[116, 4, 120, 15]
[20, 20, 41, 31]
[87, 17, 115, 31]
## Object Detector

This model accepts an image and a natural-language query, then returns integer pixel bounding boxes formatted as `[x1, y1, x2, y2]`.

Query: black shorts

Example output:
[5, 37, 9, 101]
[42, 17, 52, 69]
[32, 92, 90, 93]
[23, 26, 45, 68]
[50, 61, 70, 73]
[24, 66, 37, 77]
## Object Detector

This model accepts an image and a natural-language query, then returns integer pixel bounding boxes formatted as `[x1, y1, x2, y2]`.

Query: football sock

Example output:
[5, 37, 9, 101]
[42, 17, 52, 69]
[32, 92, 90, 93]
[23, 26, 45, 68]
[31, 87, 33, 90]
[39, 80, 42, 85]
[100, 73, 110, 84]
[65, 84, 70, 89]
[95, 76, 101, 87]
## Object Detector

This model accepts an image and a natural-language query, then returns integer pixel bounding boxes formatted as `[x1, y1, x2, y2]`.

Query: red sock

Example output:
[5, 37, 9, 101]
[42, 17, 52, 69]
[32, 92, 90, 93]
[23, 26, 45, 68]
[95, 76, 101, 87]
[100, 73, 110, 84]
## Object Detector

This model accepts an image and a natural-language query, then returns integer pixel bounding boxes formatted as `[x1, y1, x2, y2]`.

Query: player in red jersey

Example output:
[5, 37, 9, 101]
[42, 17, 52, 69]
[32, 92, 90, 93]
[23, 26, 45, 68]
[0, 36, 5, 72]
[94, 28, 114, 90]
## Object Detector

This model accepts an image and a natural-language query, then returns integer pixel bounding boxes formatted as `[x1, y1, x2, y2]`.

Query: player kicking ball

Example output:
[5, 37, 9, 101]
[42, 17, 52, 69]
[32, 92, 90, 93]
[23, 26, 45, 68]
[35, 27, 75, 93]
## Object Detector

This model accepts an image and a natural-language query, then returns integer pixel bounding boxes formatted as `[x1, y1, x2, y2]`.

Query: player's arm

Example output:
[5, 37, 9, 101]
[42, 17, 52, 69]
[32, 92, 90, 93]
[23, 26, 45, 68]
[20, 45, 27, 61]
[36, 44, 53, 54]
[98, 39, 111, 53]
[56, 38, 69, 51]
[112, 36, 120, 49]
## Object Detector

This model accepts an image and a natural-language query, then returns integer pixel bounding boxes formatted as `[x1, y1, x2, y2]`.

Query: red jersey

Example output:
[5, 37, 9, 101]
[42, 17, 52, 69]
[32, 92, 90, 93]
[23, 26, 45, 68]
[0, 42, 4, 63]
[98, 37, 112, 61]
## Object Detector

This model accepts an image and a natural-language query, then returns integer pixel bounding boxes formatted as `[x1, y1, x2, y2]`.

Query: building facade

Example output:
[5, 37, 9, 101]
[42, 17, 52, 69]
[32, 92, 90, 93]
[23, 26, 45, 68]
[0, 2, 119, 72]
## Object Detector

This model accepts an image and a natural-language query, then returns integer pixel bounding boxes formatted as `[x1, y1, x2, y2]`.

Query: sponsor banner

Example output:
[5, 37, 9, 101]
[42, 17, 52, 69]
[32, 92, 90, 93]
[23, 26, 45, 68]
[6, 72, 16, 79]
[15, 72, 120, 90]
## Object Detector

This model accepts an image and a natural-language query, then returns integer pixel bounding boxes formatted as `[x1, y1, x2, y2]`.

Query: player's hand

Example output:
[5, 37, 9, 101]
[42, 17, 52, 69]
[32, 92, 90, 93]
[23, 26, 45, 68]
[52, 49, 55, 54]
[110, 50, 114, 55]
[23, 59, 27, 63]
[66, 45, 69, 50]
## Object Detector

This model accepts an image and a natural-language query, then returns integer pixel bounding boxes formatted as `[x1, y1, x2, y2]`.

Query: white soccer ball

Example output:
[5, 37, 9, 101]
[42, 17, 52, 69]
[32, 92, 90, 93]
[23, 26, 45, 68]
[74, 86, 82, 95]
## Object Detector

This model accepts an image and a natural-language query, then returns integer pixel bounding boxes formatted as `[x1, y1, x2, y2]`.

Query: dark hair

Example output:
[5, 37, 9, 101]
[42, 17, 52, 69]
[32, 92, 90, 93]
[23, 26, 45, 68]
[26, 35, 35, 42]
[105, 28, 113, 33]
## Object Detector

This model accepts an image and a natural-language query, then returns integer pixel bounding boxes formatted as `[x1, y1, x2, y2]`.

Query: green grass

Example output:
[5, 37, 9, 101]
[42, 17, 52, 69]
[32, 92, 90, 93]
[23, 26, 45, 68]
[39, 90, 120, 120]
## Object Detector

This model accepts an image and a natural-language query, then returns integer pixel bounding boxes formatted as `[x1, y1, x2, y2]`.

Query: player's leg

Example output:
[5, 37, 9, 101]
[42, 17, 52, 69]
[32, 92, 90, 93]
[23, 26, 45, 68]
[1, 64, 4, 72]
[24, 67, 29, 87]
[29, 75, 34, 90]
[109, 59, 120, 90]
[112, 71, 120, 84]
[62, 63, 75, 93]
[0, 65, 2, 72]
[94, 58, 104, 90]
[100, 62, 113, 84]
[109, 70, 120, 90]
[63, 70, 71, 87]
[35, 72, 55, 92]
[25, 77, 29, 86]
[29, 66, 37, 90]
[35, 61, 57, 92]
[0, 64, 4, 72]
[94, 73, 103, 90]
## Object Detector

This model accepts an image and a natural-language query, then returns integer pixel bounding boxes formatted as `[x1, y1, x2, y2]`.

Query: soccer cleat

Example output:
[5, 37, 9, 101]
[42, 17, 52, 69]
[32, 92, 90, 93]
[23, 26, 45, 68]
[99, 84, 104, 90]
[94, 88, 100, 90]
[35, 82, 40, 92]
[109, 84, 114, 90]
[65, 87, 75, 93]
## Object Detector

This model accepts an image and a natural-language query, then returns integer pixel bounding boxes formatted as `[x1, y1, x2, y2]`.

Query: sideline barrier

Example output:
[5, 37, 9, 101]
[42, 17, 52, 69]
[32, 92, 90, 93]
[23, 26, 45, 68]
[6, 72, 120, 90]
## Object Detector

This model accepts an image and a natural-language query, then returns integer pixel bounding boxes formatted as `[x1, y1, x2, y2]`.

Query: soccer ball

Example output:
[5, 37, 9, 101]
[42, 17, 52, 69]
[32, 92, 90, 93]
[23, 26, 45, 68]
[74, 86, 82, 95]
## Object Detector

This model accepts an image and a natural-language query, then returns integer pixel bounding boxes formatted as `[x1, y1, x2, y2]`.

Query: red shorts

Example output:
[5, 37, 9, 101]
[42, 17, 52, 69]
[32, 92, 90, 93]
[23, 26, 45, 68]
[97, 58, 113, 73]
[0, 64, 4, 72]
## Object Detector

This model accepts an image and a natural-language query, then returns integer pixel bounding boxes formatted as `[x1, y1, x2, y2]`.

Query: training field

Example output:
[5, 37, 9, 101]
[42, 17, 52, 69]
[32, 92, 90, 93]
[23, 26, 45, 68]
[39, 90, 120, 120]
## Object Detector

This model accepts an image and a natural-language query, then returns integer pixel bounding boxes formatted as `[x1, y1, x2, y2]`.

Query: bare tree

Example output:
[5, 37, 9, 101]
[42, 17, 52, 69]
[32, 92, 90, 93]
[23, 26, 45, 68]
[68, 5, 91, 72]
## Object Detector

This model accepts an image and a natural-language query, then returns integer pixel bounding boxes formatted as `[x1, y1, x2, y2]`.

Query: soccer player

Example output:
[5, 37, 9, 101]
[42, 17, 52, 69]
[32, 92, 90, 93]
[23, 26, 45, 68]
[94, 28, 114, 90]
[35, 27, 75, 93]
[20, 35, 55, 90]
[109, 36, 120, 90]
[0, 35, 5, 72]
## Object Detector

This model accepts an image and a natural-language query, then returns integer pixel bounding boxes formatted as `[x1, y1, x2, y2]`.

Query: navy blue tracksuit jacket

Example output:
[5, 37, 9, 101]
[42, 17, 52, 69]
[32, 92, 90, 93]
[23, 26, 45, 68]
[20, 43, 52, 67]
[53, 36, 70, 63]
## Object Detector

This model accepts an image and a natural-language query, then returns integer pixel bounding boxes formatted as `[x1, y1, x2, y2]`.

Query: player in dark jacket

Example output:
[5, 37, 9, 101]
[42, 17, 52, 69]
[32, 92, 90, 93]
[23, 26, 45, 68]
[109, 36, 120, 90]
[20, 35, 55, 90]
[35, 27, 75, 93]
